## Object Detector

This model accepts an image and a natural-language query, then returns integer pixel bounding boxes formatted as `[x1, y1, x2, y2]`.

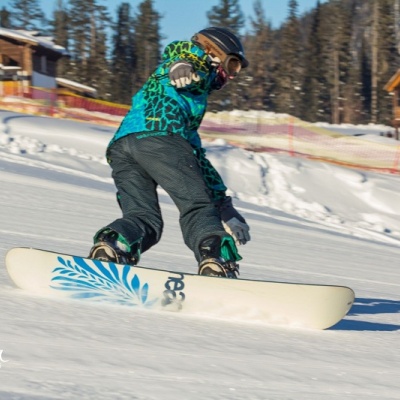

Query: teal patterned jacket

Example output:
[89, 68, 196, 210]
[109, 40, 227, 201]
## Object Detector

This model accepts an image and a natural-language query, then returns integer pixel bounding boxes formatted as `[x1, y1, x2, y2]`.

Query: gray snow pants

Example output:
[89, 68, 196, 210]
[102, 133, 229, 262]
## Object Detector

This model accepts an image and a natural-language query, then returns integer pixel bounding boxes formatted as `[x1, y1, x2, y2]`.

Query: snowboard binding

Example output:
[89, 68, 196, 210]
[88, 242, 137, 265]
[198, 258, 239, 278]
[88, 229, 138, 266]
[198, 235, 240, 278]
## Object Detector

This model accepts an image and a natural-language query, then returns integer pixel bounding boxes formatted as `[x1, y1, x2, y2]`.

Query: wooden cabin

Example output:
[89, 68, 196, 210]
[0, 27, 70, 94]
[384, 69, 400, 140]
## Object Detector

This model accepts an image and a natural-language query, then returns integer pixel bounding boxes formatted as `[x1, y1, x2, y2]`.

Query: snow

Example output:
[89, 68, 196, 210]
[0, 109, 399, 399]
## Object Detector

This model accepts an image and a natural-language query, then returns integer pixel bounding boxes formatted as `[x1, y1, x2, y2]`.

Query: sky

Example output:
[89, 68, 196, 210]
[113, 0, 326, 43]
[1, 0, 326, 46]
[0, 107, 400, 399]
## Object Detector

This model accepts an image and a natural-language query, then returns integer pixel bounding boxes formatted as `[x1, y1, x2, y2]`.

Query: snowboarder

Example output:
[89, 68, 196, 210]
[89, 27, 250, 278]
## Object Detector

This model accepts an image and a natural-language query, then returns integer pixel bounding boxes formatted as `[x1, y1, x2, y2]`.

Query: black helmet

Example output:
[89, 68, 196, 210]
[192, 27, 249, 69]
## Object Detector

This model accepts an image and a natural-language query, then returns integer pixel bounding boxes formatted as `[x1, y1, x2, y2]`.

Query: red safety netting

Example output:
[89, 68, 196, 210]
[199, 117, 400, 174]
[1, 83, 399, 175]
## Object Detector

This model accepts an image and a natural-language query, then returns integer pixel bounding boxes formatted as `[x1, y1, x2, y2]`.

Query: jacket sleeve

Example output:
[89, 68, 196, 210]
[162, 41, 212, 79]
[189, 132, 227, 201]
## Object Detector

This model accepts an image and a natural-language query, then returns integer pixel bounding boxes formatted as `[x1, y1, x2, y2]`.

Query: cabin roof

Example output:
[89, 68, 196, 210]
[0, 27, 69, 57]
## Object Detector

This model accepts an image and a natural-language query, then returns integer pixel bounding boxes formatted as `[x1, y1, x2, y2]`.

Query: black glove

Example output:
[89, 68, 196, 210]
[217, 197, 250, 245]
[169, 61, 200, 88]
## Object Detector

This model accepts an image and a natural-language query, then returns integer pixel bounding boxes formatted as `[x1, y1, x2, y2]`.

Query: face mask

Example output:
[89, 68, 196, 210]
[214, 65, 229, 90]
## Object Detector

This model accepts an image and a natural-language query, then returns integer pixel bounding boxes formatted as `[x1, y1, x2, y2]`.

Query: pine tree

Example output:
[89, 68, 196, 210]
[132, 0, 162, 93]
[0, 7, 11, 28]
[110, 2, 135, 104]
[359, 36, 372, 123]
[66, 0, 94, 82]
[376, 0, 399, 124]
[7, 0, 47, 31]
[301, 1, 333, 122]
[371, 0, 379, 123]
[337, 0, 364, 124]
[205, 0, 246, 111]
[244, 0, 274, 110]
[87, 3, 112, 99]
[360, 0, 399, 124]
[273, 0, 303, 116]
[66, 0, 111, 98]
[327, 0, 355, 123]
[206, 0, 245, 33]
[50, 0, 69, 77]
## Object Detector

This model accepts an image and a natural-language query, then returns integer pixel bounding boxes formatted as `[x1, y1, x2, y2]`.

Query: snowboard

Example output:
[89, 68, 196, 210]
[5, 247, 355, 330]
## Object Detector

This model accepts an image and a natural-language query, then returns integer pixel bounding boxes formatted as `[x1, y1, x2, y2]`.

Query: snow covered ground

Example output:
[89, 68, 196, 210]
[0, 109, 399, 399]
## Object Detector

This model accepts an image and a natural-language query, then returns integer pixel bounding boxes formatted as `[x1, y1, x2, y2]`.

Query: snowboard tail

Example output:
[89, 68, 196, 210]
[5, 247, 355, 330]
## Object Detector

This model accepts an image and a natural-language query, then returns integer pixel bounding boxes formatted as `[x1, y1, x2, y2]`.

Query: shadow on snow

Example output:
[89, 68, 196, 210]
[332, 297, 400, 331]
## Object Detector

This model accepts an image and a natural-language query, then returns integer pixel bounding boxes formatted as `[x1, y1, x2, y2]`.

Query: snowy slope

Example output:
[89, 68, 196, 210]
[0, 109, 399, 399]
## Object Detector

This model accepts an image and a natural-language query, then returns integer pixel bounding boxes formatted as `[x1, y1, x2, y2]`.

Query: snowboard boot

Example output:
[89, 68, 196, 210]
[198, 235, 239, 279]
[88, 229, 138, 265]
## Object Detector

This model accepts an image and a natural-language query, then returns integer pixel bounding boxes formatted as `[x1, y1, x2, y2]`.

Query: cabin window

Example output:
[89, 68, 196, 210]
[41, 56, 47, 73]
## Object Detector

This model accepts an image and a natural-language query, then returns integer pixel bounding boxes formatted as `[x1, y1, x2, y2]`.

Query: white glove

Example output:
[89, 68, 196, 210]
[218, 197, 250, 245]
[222, 218, 250, 246]
[207, 54, 222, 68]
[169, 61, 200, 88]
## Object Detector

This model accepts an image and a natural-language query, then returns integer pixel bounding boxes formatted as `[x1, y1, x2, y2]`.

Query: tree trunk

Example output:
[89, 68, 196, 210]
[331, 47, 340, 124]
[371, 0, 379, 124]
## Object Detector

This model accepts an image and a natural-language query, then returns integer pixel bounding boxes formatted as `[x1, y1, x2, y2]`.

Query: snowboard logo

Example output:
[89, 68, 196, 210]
[162, 273, 185, 310]
[51, 256, 157, 307]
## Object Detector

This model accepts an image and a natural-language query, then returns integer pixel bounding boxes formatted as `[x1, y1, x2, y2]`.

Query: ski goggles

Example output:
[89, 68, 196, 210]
[223, 55, 242, 79]
[214, 62, 241, 90]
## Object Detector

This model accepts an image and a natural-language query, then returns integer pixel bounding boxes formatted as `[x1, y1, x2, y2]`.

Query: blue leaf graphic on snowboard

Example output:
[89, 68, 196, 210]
[51, 256, 157, 307]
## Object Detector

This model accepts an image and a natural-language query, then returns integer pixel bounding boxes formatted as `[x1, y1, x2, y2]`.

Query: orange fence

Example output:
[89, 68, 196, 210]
[0, 80, 25, 97]
[0, 82, 399, 175]
[0, 83, 129, 126]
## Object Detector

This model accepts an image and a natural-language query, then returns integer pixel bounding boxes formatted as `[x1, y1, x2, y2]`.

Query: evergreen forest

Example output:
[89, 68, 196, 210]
[1, 0, 400, 125]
